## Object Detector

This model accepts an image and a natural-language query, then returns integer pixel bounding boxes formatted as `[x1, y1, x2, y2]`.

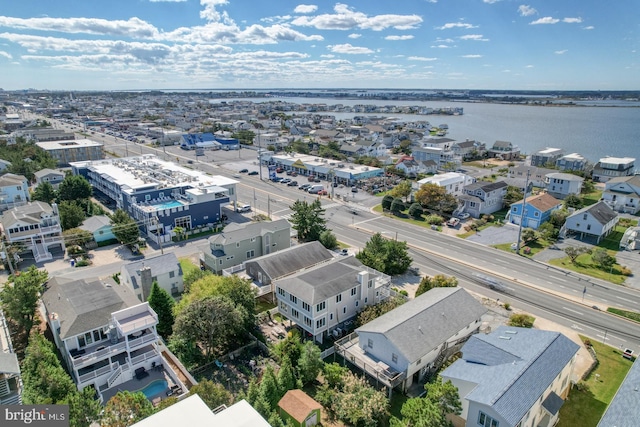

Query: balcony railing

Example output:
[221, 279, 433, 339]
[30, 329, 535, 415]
[71, 341, 126, 368]
[112, 303, 158, 335]
[130, 349, 159, 367]
[128, 333, 157, 349]
[78, 363, 114, 385]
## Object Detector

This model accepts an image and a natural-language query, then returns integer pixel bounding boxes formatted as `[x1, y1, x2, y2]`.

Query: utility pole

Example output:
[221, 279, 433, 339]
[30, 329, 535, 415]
[258, 131, 263, 181]
[515, 169, 531, 254]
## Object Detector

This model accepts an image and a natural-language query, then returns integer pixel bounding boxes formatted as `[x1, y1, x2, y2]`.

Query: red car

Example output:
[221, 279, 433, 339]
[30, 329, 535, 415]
[276, 167, 284, 173]
[317, 190, 328, 196]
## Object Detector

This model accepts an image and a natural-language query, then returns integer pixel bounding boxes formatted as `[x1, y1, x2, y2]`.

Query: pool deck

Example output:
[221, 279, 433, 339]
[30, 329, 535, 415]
[100, 367, 179, 405]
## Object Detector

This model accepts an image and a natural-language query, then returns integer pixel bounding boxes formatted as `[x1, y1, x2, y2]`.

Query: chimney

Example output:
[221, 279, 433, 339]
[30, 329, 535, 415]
[139, 265, 153, 301]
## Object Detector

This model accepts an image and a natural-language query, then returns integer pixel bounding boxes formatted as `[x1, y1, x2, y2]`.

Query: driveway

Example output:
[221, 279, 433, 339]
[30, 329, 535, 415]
[466, 224, 520, 246]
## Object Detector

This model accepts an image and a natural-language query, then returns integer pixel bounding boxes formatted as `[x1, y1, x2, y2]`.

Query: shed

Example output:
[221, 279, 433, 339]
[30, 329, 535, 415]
[278, 389, 322, 427]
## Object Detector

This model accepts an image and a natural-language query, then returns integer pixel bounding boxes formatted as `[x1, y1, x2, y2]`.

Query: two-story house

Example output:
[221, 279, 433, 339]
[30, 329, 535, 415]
[0, 309, 22, 404]
[601, 175, 640, 214]
[458, 181, 508, 218]
[336, 287, 487, 395]
[592, 157, 636, 183]
[121, 253, 184, 301]
[0, 173, 29, 211]
[200, 219, 291, 274]
[530, 147, 565, 167]
[41, 276, 187, 403]
[508, 165, 557, 189]
[563, 201, 618, 244]
[275, 256, 391, 344]
[545, 173, 584, 200]
[556, 153, 588, 172]
[488, 140, 520, 160]
[508, 193, 562, 230]
[442, 327, 579, 427]
[34, 168, 66, 189]
[0, 201, 63, 262]
[415, 172, 476, 197]
[452, 140, 486, 160]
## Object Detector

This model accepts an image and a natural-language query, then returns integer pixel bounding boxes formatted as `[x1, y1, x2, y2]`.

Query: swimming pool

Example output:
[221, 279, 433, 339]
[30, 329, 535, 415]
[153, 200, 182, 210]
[141, 379, 168, 399]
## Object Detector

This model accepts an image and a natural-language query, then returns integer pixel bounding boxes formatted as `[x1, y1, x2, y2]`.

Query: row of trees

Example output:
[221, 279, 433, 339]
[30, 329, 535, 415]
[0, 137, 57, 180]
[32, 174, 98, 231]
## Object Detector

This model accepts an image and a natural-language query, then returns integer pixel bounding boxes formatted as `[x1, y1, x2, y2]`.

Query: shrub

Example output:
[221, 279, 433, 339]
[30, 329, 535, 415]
[621, 266, 632, 276]
[425, 214, 444, 225]
[503, 302, 511, 311]
[507, 313, 535, 328]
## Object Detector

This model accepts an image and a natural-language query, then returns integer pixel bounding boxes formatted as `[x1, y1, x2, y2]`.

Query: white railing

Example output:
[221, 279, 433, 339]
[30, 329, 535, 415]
[72, 341, 126, 368]
[130, 349, 159, 366]
[128, 333, 157, 348]
[106, 364, 122, 388]
[78, 364, 113, 384]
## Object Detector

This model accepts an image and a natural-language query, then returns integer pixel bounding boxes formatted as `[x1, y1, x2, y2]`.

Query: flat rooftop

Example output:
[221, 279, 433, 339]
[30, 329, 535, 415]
[269, 153, 381, 175]
[36, 138, 103, 150]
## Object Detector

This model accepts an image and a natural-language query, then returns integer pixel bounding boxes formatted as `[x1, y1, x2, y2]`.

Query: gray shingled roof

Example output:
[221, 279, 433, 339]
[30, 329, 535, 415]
[246, 241, 333, 281]
[598, 358, 640, 427]
[356, 287, 487, 363]
[0, 201, 53, 228]
[208, 219, 290, 246]
[79, 215, 112, 233]
[0, 353, 20, 375]
[275, 256, 374, 304]
[546, 172, 584, 182]
[443, 326, 579, 426]
[0, 173, 27, 187]
[42, 276, 140, 339]
[34, 168, 64, 179]
[123, 253, 182, 290]
[464, 180, 508, 193]
[571, 201, 618, 226]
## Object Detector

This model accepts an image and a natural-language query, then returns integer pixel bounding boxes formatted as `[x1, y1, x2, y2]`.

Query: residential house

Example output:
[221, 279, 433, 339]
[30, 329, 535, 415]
[336, 287, 487, 394]
[79, 215, 116, 244]
[34, 168, 66, 188]
[598, 359, 640, 427]
[556, 153, 588, 172]
[121, 253, 184, 301]
[563, 201, 619, 244]
[442, 327, 579, 427]
[239, 241, 334, 298]
[36, 139, 104, 166]
[545, 173, 584, 200]
[508, 165, 557, 188]
[0, 173, 29, 211]
[279, 390, 323, 427]
[413, 138, 462, 170]
[459, 181, 508, 218]
[275, 255, 391, 344]
[339, 143, 367, 157]
[200, 219, 291, 274]
[602, 175, 640, 214]
[418, 160, 439, 175]
[592, 157, 636, 183]
[508, 193, 562, 230]
[41, 276, 187, 403]
[395, 158, 421, 177]
[488, 140, 520, 160]
[0, 309, 22, 404]
[452, 139, 486, 160]
[0, 159, 12, 173]
[0, 201, 63, 262]
[132, 395, 271, 427]
[414, 172, 476, 197]
[530, 147, 565, 167]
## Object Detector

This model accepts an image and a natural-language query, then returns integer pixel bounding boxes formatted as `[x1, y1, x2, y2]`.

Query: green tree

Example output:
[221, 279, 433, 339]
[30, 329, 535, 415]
[414, 183, 457, 213]
[549, 209, 570, 227]
[382, 194, 394, 211]
[102, 391, 154, 427]
[581, 179, 595, 194]
[110, 209, 140, 247]
[504, 185, 524, 206]
[277, 355, 296, 392]
[319, 229, 338, 249]
[0, 266, 48, 339]
[408, 203, 424, 219]
[330, 371, 390, 427]
[390, 197, 406, 215]
[538, 222, 558, 241]
[289, 199, 328, 242]
[392, 377, 461, 427]
[59, 201, 86, 230]
[271, 329, 303, 367]
[189, 379, 233, 409]
[65, 386, 102, 427]
[32, 181, 57, 204]
[62, 228, 94, 248]
[147, 282, 175, 339]
[298, 341, 323, 384]
[424, 214, 444, 225]
[521, 227, 539, 244]
[268, 411, 286, 427]
[592, 248, 616, 270]
[563, 246, 592, 264]
[259, 365, 282, 411]
[508, 313, 535, 328]
[424, 377, 462, 418]
[183, 268, 212, 292]
[357, 233, 412, 275]
[355, 296, 406, 327]
[388, 180, 412, 201]
[323, 362, 349, 388]
[564, 194, 584, 210]
[57, 175, 92, 202]
[415, 274, 458, 297]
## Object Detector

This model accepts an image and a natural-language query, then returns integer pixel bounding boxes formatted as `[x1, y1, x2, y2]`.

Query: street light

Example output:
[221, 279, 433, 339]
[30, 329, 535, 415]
[382, 231, 398, 241]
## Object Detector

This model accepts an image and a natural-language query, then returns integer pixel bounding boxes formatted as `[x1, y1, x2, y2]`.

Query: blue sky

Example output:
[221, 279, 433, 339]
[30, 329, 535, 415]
[0, 0, 637, 90]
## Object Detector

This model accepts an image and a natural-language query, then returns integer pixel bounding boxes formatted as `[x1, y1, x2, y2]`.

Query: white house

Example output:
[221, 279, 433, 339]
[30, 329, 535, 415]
[415, 172, 476, 197]
[592, 157, 635, 183]
[0, 173, 29, 211]
[555, 153, 588, 172]
[336, 287, 487, 394]
[545, 172, 584, 200]
[458, 181, 508, 218]
[0, 310, 22, 404]
[442, 327, 579, 427]
[601, 175, 640, 214]
[563, 201, 619, 243]
[34, 168, 66, 189]
[530, 147, 565, 167]
[121, 253, 184, 301]
[275, 256, 391, 344]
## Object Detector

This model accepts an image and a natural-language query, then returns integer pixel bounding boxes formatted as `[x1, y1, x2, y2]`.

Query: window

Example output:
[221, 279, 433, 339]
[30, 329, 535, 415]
[291, 308, 299, 318]
[251, 237, 256, 242]
[355, 301, 359, 307]
[364, 297, 368, 304]
[534, 211, 539, 217]
[587, 224, 591, 231]
[169, 271, 175, 278]
[302, 301, 311, 311]
[583, 213, 588, 220]
[329, 313, 333, 320]
[277, 287, 285, 297]
[289, 294, 298, 304]
[367, 338, 373, 348]
[351, 287, 357, 296]
[478, 411, 499, 427]
[343, 307, 347, 314]
[316, 301, 325, 312]
[236, 242, 240, 248]
[280, 302, 288, 313]
[246, 250, 255, 258]
[316, 318, 325, 328]
[392, 353, 398, 363]
[304, 317, 312, 327]
[336, 294, 342, 303]
[368, 280, 373, 288]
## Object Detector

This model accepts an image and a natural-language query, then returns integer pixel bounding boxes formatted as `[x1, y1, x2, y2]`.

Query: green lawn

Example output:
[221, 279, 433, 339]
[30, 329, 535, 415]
[582, 190, 603, 206]
[372, 204, 442, 231]
[179, 258, 200, 277]
[598, 225, 628, 251]
[558, 339, 633, 427]
[493, 238, 553, 257]
[462, 161, 498, 169]
[256, 300, 276, 313]
[549, 253, 628, 285]
[607, 307, 640, 323]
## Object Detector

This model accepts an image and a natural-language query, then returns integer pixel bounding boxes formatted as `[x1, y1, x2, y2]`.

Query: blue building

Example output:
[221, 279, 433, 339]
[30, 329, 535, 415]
[70, 155, 238, 244]
[79, 215, 116, 244]
[508, 193, 562, 230]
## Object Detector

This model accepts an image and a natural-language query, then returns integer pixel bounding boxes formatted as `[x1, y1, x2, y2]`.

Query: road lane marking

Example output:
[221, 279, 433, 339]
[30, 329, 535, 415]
[616, 296, 635, 303]
[562, 307, 583, 315]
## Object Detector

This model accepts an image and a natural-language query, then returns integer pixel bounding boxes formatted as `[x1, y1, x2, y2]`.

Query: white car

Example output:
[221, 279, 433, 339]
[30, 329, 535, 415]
[458, 213, 470, 220]
[236, 204, 251, 213]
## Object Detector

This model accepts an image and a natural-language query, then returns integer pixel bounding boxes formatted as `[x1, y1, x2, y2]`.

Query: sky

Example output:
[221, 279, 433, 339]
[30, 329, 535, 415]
[0, 0, 638, 91]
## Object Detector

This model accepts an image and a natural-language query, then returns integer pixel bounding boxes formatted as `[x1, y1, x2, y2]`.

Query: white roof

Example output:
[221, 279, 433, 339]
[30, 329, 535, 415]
[36, 138, 103, 150]
[598, 156, 635, 164]
[418, 172, 468, 186]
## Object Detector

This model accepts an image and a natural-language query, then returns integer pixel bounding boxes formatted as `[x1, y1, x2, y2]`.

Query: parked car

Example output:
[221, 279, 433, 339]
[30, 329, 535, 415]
[307, 175, 316, 182]
[287, 180, 298, 187]
[271, 176, 283, 183]
[276, 167, 284, 173]
[286, 170, 292, 176]
[248, 171, 259, 175]
[290, 171, 298, 177]
[280, 178, 291, 184]
[239, 168, 249, 173]
[457, 212, 470, 220]
[317, 189, 328, 196]
[236, 204, 251, 213]
[299, 183, 311, 190]
[351, 186, 358, 193]
[446, 217, 460, 228]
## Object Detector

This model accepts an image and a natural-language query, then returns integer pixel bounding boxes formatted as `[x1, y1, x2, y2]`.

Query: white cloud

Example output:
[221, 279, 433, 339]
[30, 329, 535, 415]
[461, 54, 483, 58]
[525, 64, 534, 68]
[502, 69, 511, 73]
[327, 43, 373, 54]
[0, 50, 12, 59]
[294, 4, 318, 14]
[407, 56, 437, 61]
[385, 35, 414, 41]
[583, 26, 594, 30]
[530, 17, 560, 25]
[555, 49, 568, 54]
[459, 34, 489, 41]
[199, 0, 233, 23]
[348, 33, 361, 38]
[437, 22, 477, 30]
[0, 16, 160, 38]
[483, 0, 501, 3]
[431, 44, 452, 48]
[291, 4, 422, 31]
[563, 17, 582, 23]
[518, 5, 537, 17]
[320, 54, 334, 58]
